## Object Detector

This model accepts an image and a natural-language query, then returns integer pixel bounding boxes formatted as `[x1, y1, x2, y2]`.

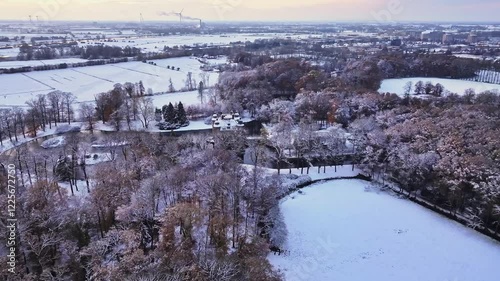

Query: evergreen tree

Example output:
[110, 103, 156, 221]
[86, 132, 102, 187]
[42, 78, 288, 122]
[155, 108, 162, 122]
[176, 102, 187, 125]
[168, 78, 175, 93]
[138, 81, 145, 96]
[162, 104, 168, 121]
[198, 81, 205, 104]
[166, 102, 176, 123]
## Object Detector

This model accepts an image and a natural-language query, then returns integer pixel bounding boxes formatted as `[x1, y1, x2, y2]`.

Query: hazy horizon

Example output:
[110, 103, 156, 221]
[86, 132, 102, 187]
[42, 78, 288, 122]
[1, 0, 499, 23]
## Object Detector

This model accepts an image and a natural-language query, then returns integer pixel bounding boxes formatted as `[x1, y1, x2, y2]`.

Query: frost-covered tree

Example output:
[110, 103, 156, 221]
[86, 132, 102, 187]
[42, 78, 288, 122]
[137, 97, 154, 129]
[80, 102, 96, 132]
[266, 206, 288, 248]
[168, 78, 175, 93]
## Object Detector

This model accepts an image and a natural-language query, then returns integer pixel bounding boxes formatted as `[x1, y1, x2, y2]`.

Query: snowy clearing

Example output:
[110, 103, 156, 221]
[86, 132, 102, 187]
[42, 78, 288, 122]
[58, 180, 91, 198]
[379, 77, 500, 96]
[269, 180, 500, 281]
[0, 56, 221, 107]
[83, 153, 113, 165]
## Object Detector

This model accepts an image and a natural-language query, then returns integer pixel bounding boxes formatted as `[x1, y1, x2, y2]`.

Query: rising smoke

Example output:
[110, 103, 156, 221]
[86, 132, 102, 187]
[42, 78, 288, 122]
[157, 11, 201, 21]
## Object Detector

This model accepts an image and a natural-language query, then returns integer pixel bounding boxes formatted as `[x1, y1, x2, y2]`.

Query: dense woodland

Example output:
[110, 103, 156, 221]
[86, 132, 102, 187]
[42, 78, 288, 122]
[216, 54, 500, 235]
[1, 40, 500, 281]
[0, 132, 286, 280]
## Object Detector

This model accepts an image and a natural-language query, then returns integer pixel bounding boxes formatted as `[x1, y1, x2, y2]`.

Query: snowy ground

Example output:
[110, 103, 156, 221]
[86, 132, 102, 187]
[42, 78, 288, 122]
[58, 180, 91, 198]
[83, 153, 113, 165]
[379, 77, 500, 96]
[0, 56, 221, 107]
[269, 180, 500, 281]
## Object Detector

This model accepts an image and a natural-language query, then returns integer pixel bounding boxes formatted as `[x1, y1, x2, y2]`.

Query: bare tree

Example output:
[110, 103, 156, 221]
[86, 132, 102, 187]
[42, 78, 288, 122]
[47, 91, 63, 125]
[185, 72, 194, 91]
[80, 103, 96, 132]
[137, 97, 155, 129]
[61, 92, 76, 124]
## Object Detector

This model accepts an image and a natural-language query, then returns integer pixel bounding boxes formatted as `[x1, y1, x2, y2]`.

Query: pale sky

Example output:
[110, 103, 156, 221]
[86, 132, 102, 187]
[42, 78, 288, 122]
[1, 0, 499, 22]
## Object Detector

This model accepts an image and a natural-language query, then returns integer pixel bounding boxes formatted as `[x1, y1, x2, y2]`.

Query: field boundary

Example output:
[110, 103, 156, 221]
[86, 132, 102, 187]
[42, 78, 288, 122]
[71, 68, 115, 83]
[21, 73, 56, 90]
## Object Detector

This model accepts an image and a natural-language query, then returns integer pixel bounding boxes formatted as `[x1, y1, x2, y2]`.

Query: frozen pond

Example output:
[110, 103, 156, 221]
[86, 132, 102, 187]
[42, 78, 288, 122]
[269, 180, 500, 281]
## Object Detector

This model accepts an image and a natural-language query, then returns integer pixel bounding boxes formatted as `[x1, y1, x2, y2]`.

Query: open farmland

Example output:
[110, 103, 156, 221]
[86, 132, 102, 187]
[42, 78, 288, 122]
[78, 33, 314, 52]
[0, 56, 224, 107]
[149, 90, 200, 108]
[379, 77, 500, 96]
[0, 48, 19, 58]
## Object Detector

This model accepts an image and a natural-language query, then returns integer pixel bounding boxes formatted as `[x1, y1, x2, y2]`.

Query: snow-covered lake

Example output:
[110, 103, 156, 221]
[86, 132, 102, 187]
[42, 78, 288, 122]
[269, 180, 500, 281]
[379, 77, 500, 96]
[0, 56, 224, 107]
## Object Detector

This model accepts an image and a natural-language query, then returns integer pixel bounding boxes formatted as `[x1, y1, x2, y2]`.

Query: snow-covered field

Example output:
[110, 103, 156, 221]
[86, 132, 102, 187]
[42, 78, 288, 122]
[0, 58, 89, 69]
[463, 70, 500, 84]
[269, 180, 500, 281]
[379, 77, 500, 96]
[78, 33, 314, 52]
[150, 90, 200, 107]
[453, 54, 500, 62]
[0, 56, 222, 107]
[0, 48, 19, 58]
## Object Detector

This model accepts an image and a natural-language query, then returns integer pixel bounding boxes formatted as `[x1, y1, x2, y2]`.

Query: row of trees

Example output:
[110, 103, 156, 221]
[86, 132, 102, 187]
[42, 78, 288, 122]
[81, 45, 142, 60]
[0, 58, 129, 75]
[403, 81, 445, 97]
[0, 81, 158, 146]
[0, 91, 76, 144]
